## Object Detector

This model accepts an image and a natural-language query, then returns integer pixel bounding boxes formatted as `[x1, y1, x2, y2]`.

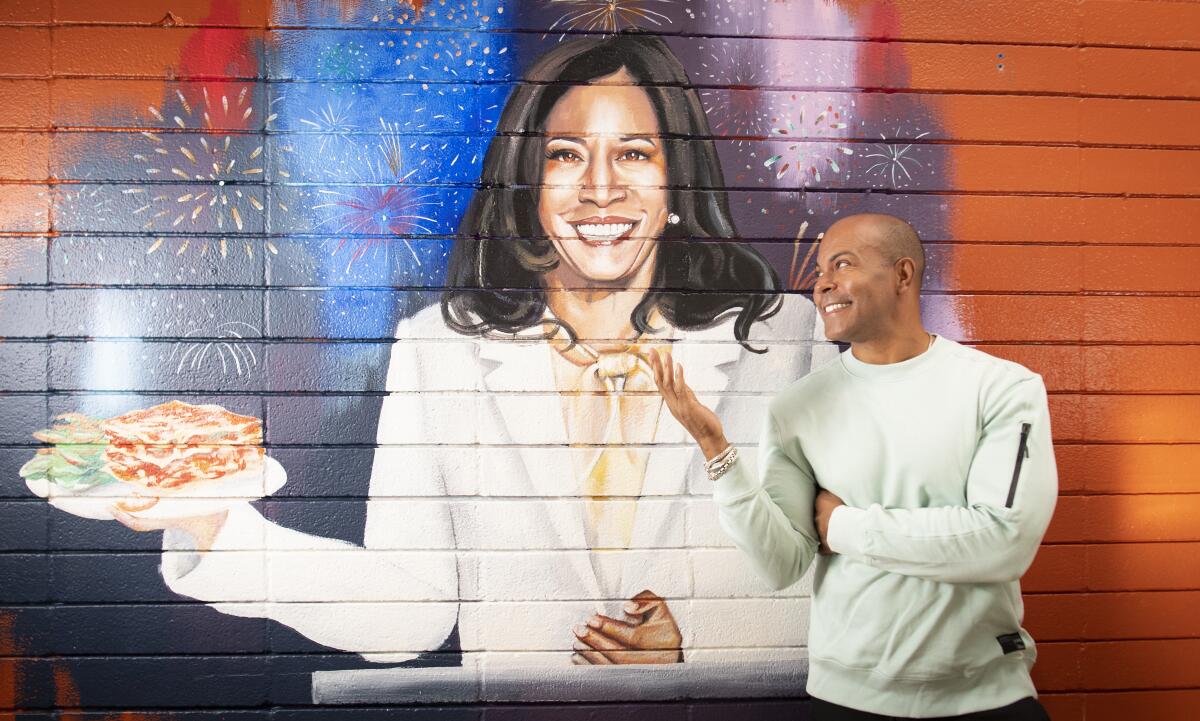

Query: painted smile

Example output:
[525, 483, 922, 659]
[570, 216, 638, 246]
[823, 301, 852, 314]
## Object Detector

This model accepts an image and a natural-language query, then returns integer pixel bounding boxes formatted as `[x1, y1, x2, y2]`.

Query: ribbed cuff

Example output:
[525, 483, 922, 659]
[826, 504, 869, 558]
[710, 453, 759, 505]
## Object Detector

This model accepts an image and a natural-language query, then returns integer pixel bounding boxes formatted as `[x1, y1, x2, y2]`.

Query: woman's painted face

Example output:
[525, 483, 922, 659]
[538, 69, 669, 285]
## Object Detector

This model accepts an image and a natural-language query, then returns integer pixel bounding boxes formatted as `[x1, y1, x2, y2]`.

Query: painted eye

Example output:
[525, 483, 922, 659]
[618, 149, 650, 161]
[835, 259, 850, 269]
[547, 149, 581, 162]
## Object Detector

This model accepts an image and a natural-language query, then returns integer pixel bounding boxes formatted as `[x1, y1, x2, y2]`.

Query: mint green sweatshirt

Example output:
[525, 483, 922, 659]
[712, 336, 1058, 718]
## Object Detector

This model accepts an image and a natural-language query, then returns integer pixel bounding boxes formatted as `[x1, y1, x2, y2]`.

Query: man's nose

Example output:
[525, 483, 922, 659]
[814, 273, 834, 297]
[578, 158, 626, 207]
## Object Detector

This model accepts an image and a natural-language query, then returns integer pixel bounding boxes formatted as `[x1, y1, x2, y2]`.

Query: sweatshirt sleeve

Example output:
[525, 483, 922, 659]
[825, 374, 1058, 584]
[712, 408, 821, 591]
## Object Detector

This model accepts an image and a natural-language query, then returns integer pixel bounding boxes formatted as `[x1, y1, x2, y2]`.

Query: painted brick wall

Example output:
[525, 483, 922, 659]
[0, 1, 1197, 720]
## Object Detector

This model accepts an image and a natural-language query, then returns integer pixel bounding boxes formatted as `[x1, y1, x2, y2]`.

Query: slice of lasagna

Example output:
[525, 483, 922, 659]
[101, 400, 264, 490]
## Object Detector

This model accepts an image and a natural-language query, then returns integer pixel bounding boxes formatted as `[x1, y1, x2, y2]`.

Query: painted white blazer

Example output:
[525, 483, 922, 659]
[161, 292, 833, 667]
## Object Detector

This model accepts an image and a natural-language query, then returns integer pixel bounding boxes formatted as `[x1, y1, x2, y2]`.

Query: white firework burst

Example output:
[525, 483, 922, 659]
[698, 40, 777, 146]
[299, 99, 358, 157]
[55, 186, 116, 266]
[131, 87, 282, 260]
[547, 0, 674, 36]
[864, 128, 931, 188]
[59, 185, 117, 220]
[169, 322, 259, 377]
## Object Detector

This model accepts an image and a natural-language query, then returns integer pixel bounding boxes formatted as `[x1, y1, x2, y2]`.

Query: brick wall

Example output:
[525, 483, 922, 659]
[0, 1, 1197, 719]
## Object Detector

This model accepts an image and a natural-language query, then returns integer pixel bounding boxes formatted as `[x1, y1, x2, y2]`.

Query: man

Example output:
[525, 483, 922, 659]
[648, 214, 1056, 720]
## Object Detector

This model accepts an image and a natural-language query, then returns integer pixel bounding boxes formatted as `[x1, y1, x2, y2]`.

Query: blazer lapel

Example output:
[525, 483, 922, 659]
[477, 338, 563, 438]
[477, 338, 601, 598]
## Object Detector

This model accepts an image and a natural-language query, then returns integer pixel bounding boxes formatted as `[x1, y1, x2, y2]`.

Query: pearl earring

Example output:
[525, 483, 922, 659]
[667, 212, 680, 225]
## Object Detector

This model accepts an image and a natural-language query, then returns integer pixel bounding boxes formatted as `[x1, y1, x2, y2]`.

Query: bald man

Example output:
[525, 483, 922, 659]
[650, 214, 1057, 720]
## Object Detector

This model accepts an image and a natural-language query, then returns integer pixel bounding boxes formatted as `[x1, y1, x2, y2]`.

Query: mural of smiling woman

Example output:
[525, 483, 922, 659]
[436, 33, 830, 666]
[105, 33, 824, 671]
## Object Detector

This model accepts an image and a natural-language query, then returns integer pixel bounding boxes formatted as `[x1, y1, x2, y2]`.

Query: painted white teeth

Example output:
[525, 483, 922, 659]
[825, 303, 850, 313]
[577, 222, 633, 240]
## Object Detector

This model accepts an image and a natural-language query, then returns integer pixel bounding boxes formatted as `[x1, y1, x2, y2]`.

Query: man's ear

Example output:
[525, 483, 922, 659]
[894, 257, 918, 294]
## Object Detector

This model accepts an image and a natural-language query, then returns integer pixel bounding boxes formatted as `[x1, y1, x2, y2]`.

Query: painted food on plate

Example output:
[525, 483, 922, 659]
[22, 401, 265, 513]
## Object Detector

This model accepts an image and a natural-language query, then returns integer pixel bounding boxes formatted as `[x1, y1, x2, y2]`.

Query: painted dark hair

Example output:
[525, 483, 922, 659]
[441, 33, 781, 350]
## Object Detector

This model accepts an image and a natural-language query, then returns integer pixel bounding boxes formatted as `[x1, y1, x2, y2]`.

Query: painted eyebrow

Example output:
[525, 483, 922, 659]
[545, 136, 657, 144]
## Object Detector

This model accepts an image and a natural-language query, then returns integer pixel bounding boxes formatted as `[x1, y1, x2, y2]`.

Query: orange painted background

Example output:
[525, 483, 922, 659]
[895, 2, 1200, 718]
[1, 1, 1198, 720]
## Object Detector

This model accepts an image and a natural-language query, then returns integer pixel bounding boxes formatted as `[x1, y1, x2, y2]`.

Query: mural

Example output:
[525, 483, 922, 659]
[3, 0, 950, 710]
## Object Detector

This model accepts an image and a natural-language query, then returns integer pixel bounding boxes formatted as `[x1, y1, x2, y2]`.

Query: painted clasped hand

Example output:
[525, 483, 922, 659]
[570, 590, 683, 664]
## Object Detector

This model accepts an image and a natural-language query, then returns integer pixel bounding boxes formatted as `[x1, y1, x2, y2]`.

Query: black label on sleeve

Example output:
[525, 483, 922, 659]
[997, 632, 1027, 655]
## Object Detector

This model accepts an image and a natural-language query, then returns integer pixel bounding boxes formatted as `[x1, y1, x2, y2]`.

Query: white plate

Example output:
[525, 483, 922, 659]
[25, 456, 287, 520]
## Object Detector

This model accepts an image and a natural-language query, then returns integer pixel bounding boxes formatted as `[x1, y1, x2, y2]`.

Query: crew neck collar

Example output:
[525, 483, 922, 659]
[840, 334, 946, 381]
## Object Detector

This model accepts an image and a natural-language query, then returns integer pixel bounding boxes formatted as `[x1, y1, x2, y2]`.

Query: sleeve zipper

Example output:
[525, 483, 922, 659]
[1005, 422, 1032, 509]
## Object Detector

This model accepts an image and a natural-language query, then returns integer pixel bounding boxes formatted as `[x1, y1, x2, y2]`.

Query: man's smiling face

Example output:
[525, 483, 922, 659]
[812, 219, 900, 344]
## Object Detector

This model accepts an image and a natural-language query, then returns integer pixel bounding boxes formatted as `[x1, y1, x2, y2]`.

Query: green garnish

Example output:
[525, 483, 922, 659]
[20, 413, 114, 490]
